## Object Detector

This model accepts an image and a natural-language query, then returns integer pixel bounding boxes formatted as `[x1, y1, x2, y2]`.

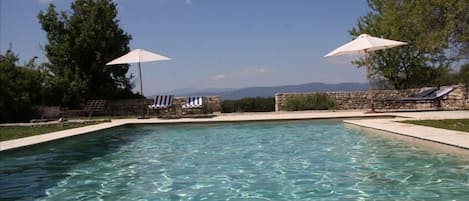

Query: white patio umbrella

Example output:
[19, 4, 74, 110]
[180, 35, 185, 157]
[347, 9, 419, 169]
[324, 34, 407, 112]
[106, 48, 171, 117]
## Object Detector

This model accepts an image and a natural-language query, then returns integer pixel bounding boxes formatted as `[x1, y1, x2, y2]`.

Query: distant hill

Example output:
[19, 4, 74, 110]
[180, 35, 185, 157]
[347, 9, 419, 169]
[160, 87, 238, 96]
[150, 82, 368, 100]
[219, 82, 369, 100]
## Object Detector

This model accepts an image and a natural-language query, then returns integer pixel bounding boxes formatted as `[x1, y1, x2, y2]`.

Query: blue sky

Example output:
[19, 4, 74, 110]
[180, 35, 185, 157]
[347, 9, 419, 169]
[1, 0, 370, 95]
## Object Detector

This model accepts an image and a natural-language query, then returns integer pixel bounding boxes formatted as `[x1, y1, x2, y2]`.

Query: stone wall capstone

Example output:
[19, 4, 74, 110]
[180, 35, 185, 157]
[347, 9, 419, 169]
[275, 84, 467, 112]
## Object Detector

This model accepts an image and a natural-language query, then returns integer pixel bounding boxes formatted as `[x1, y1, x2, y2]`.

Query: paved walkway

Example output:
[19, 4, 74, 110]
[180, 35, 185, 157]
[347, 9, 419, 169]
[1, 110, 468, 152]
[344, 118, 469, 150]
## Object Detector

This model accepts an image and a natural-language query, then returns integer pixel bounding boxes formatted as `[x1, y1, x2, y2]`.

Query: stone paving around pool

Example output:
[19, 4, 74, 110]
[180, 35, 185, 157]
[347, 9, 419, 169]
[1, 110, 468, 152]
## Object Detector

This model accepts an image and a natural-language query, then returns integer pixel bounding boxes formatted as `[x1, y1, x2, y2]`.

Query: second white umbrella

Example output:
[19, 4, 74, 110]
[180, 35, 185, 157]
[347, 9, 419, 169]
[324, 34, 407, 112]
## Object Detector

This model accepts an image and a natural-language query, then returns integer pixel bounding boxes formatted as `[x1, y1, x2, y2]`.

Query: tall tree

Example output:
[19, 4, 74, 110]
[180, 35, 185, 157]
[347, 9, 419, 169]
[450, 1, 469, 60]
[38, 0, 135, 108]
[458, 64, 469, 86]
[0, 49, 44, 122]
[350, 0, 469, 89]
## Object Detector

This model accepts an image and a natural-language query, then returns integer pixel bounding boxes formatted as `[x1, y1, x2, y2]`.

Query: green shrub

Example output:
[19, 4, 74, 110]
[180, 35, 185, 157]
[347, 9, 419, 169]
[222, 97, 275, 113]
[286, 93, 337, 111]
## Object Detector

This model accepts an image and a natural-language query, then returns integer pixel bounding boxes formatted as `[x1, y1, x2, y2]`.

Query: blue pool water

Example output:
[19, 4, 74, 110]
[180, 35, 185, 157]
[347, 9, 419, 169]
[1, 121, 468, 200]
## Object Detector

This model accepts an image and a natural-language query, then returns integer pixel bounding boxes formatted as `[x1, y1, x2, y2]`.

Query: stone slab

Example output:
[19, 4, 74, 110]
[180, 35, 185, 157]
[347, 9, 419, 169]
[344, 111, 469, 149]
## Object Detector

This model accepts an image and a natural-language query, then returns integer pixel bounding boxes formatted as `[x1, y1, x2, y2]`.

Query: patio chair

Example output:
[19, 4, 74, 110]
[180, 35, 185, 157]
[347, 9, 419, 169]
[148, 95, 174, 115]
[65, 99, 107, 118]
[148, 95, 174, 109]
[399, 87, 453, 101]
[398, 88, 437, 101]
[376, 87, 454, 111]
[182, 96, 205, 113]
[84, 99, 107, 117]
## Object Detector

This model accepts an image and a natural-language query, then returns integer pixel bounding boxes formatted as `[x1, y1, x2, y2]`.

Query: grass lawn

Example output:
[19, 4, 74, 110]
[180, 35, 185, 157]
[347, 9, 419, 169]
[401, 119, 469, 133]
[0, 120, 107, 142]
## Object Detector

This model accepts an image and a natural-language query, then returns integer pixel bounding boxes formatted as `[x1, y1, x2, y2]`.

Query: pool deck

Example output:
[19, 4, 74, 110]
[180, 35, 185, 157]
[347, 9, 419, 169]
[1, 110, 468, 152]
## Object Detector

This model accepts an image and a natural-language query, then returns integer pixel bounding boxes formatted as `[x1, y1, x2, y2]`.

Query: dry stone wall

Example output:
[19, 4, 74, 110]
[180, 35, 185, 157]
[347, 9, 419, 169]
[275, 84, 467, 112]
[105, 96, 221, 116]
[105, 99, 150, 116]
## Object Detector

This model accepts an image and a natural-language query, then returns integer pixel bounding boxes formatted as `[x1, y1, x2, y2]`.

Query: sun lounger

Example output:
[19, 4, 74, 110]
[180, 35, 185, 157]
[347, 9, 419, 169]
[84, 100, 107, 116]
[148, 95, 174, 110]
[399, 87, 453, 101]
[376, 87, 454, 111]
[181, 96, 216, 117]
[66, 99, 107, 118]
[382, 87, 453, 102]
[397, 88, 437, 101]
[182, 96, 204, 110]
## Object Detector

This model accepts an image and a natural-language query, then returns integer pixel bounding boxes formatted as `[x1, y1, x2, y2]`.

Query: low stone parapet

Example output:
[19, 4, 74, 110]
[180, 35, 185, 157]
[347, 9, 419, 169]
[105, 96, 221, 116]
[275, 84, 467, 112]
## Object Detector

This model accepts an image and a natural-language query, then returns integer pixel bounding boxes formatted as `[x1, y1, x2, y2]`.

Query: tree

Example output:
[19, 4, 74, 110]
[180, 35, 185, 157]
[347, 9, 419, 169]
[458, 64, 469, 86]
[450, 1, 469, 60]
[350, 0, 469, 89]
[0, 49, 44, 122]
[38, 0, 136, 108]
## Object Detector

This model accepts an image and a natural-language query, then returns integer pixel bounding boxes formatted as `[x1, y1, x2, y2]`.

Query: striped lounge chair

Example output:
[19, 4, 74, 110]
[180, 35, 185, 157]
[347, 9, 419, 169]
[384, 87, 454, 102]
[148, 95, 174, 112]
[182, 96, 204, 113]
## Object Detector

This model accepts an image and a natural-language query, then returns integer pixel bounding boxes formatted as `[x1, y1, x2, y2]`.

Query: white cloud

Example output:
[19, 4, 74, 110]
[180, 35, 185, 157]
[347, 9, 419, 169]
[210, 68, 271, 80]
[37, 0, 55, 4]
[210, 74, 226, 80]
[237, 68, 270, 76]
[185, 0, 193, 5]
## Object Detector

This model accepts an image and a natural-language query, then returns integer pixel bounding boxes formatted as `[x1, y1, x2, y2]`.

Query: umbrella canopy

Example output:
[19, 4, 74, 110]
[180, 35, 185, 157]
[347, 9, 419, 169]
[324, 34, 407, 112]
[106, 48, 170, 65]
[324, 34, 407, 57]
[106, 48, 171, 118]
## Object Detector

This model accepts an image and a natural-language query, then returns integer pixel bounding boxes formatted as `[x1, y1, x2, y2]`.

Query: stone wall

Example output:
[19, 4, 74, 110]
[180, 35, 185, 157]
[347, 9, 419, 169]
[465, 86, 469, 109]
[105, 96, 221, 116]
[105, 99, 151, 116]
[275, 84, 467, 112]
[204, 96, 222, 113]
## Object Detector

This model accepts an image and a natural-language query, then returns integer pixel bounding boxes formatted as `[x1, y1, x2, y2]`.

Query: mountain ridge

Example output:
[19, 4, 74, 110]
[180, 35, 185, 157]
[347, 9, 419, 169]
[149, 82, 368, 100]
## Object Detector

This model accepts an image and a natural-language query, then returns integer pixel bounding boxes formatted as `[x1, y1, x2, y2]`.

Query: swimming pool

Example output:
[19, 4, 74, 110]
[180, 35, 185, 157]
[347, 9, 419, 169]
[1, 120, 468, 200]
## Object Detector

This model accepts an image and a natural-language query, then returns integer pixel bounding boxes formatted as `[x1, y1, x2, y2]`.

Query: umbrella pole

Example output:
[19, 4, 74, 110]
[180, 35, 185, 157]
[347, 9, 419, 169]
[366, 50, 375, 112]
[138, 62, 145, 118]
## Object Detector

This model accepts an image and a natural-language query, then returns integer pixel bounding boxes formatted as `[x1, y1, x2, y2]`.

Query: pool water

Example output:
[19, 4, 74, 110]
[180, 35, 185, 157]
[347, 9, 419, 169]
[1, 121, 468, 200]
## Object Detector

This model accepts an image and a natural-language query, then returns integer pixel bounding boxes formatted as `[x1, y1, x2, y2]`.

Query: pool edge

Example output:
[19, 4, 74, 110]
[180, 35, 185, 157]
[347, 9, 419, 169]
[344, 119, 469, 151]
[2, 110, 468, 152]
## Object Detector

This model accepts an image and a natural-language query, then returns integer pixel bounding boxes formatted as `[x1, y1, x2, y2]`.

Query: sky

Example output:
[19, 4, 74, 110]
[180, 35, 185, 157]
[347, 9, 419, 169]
[1, 0, 370, 95]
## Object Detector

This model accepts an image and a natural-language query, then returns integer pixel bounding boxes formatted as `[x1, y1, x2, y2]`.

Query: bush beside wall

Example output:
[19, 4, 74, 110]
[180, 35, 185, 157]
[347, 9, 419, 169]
[222, 97, 275, 113]
[286, 93, 337, 111]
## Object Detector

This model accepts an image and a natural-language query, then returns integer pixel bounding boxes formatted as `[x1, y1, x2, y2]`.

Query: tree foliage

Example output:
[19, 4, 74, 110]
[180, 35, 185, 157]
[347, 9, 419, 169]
[457, 64, 469, 86]
[0, 49, 44, 122]
[38, 0, 136, 108]
[350, 0, 469, 89]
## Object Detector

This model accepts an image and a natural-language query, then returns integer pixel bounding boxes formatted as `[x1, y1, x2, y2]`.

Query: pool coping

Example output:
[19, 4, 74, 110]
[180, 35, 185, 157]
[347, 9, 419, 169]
[344, 118, 469, 150]
[1, 110, 469, 152]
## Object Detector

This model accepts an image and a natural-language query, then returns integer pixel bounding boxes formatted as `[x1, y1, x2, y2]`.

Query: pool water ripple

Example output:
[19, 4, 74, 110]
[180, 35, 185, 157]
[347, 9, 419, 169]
[1, 120, 468, 200]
